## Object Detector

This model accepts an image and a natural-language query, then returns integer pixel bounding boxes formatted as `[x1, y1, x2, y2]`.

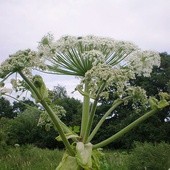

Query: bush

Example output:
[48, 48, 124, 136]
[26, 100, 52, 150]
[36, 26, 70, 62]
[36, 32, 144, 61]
[127, 142, 170, 170]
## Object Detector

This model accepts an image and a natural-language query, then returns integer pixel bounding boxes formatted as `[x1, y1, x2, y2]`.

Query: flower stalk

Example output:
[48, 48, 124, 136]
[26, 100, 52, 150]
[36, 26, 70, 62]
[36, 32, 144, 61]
[93, 108, 159, 149]
[84, 82, 106, 142]
[80, 81, 90, 142]
[18, 71, 75, 156]
[88, 99, 124, 142]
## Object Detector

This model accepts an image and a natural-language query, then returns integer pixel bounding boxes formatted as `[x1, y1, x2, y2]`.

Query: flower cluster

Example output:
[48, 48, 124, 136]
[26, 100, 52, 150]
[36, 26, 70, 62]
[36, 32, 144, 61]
[38, 34, 160, 80]
[39, 34, 138, 57]
[125, 50, 161, 77]
[38, 105, 66, 131]
[78, 64, 133, 99]
[38, 34, 139, 74]
[0, 49, 46, 79]
[78, 62, 149, 105]
[126, 86, 148, 111]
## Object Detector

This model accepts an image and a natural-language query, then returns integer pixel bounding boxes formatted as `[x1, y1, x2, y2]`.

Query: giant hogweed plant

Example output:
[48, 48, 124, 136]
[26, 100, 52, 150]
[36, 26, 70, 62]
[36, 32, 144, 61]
[0, 35, 170, 170]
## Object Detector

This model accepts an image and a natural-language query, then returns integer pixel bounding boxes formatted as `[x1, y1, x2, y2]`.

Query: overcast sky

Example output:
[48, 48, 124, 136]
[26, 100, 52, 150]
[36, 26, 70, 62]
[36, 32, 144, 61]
[0, 0, 170, 99]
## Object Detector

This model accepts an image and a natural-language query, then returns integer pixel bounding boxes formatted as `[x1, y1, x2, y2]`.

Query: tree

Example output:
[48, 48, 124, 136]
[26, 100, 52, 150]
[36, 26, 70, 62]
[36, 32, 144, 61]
[6, 108, 63, 149]
[0, 35, 169, 169]
[12, 99, 36, 115]
[53, 85, 68, 99]
[0, 97, 14, 118]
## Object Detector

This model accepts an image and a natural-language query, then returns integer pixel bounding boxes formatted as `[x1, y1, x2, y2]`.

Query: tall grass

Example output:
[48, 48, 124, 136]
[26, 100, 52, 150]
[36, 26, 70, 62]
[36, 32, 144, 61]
[0, 143, 169, 170]
[0, 145, 63, 170]
[0, 145, 129, 170]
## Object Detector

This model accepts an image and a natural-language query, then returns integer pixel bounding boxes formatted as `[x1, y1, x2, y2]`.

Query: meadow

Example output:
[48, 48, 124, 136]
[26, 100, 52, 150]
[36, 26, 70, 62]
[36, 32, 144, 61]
[0, 142, 169, 170]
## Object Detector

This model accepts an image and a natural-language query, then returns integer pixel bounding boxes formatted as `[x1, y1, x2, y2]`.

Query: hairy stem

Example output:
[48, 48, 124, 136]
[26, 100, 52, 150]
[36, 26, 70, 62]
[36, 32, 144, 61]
[18, 71, 75, 156]
[93, 108, 158, 149]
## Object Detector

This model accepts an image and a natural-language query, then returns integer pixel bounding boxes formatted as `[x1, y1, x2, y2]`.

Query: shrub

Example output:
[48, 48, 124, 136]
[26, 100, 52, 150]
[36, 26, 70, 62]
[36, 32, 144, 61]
[127, 142, 170, 170]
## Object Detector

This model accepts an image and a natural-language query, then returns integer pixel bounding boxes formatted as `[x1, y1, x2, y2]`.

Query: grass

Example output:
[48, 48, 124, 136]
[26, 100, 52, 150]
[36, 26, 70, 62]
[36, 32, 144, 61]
[0, 145, 128, 170]
[0, 145, 63, 170]
[105, 150, 128, 170]
[0, 143, 169, 170]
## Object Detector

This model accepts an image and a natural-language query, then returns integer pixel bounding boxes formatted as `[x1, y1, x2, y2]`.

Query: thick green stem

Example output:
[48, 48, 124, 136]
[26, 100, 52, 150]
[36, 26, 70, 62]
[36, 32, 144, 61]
[40, 100, 75, 155]
[84, 82, 106, 142]
[84, 99, 98, 141]
[80, 81, 90, 142]
[18, 71, 75, 156]
[93, 108, 158, 149]
[88, 99, 123, 142]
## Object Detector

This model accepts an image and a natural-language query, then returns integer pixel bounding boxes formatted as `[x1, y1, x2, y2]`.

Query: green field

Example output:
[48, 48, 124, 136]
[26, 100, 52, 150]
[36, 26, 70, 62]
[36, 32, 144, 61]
[0, 142, 169, 170]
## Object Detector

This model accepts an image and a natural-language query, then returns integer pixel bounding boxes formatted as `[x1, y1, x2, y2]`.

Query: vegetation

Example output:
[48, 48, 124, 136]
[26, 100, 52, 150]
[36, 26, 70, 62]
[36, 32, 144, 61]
[0, 34, 170, 169]
[127, 142, 170, 170]
[0, 143, 169, 170]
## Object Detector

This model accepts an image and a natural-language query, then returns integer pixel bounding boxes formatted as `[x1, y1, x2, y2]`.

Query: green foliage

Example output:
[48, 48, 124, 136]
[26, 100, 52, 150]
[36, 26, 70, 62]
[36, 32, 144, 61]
[0, 145, 63, 170]
[7, 109, 41, 145]
[0, 143, 169, 170]
[12, 99, 36, 114]
[0, 97, 14, 118]
[92, 149, 111, 170]
[53, 96, 82, 127]
[105, 151, 128, 170]
[56, 152, 80, 170]
[126, 142, 170, 170]
[0, 117, 10, 155]
[5, 108, 62, 149]
[0, 92, 82, 149]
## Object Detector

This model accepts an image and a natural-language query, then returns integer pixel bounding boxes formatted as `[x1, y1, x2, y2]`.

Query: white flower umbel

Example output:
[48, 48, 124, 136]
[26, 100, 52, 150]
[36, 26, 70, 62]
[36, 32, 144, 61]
[125, 50, 161, 77]
[0, 49, 46, 80]
[38, 34, 160, 79]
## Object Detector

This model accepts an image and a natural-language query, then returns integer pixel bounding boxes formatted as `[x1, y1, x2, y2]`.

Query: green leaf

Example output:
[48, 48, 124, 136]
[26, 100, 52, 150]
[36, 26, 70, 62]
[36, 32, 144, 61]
[56, 133, 79, 141]
[56, 152, 80, 170]
[76, 142, 92, 169]
[159, 92, 170, 100]
[149, 97, 158, 109]
[158, 99, 169, 109]
[91, 149, 107, 170]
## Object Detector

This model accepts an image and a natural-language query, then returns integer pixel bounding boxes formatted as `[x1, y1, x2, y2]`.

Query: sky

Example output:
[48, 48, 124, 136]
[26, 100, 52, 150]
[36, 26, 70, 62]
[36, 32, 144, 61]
[0, 0, 170, 99]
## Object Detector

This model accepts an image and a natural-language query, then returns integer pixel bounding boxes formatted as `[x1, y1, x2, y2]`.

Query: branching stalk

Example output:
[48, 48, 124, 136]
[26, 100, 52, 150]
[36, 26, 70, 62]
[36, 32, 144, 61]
[87, 99, 124, 142]
[84, 82, 106, 142]
[93, 108, 158, 149]
[18, 71, 75, 156]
